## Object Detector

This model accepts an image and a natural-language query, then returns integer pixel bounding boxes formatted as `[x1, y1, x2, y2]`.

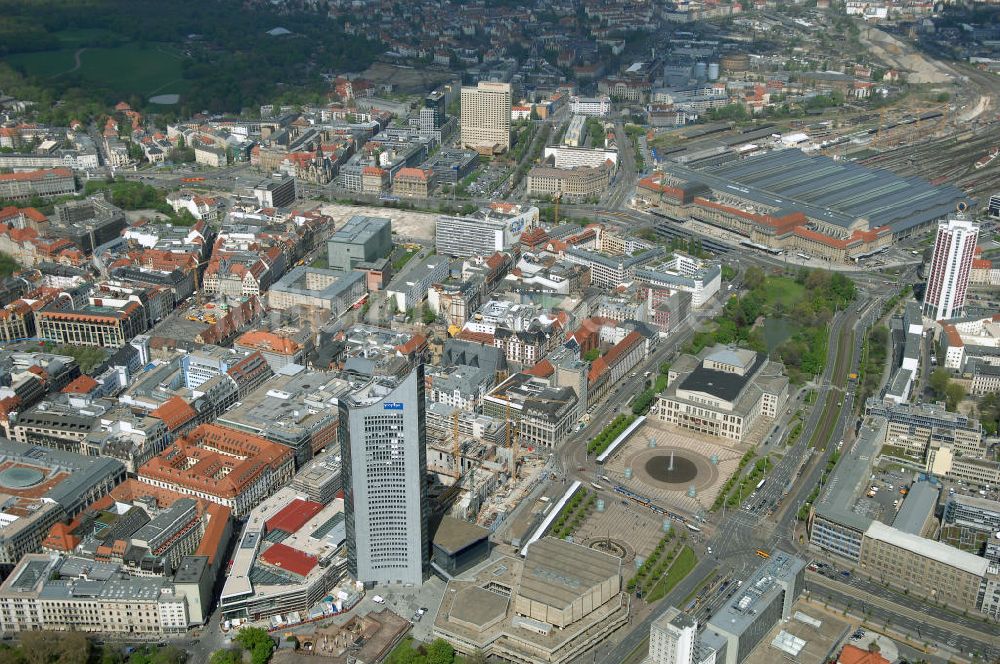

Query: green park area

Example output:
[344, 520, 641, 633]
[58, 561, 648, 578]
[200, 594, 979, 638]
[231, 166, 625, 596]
[686, 267, 856, 383]
[5, 43, 185, 98]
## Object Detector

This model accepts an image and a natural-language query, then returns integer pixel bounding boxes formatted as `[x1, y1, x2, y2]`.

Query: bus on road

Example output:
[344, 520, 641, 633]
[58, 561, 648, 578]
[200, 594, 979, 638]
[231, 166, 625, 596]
[756, 549, 770, 559]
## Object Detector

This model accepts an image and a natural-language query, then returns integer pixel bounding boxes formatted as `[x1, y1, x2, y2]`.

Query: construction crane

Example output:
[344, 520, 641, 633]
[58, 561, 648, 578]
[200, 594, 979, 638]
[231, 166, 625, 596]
[498, 389, 573, 479]
[452, 409, 462, 480]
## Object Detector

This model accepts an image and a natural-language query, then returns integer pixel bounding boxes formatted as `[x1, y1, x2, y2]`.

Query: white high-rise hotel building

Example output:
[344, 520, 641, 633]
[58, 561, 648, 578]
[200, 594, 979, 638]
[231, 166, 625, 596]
[460, 81, 511, 155]
[923, 214, 979, 321]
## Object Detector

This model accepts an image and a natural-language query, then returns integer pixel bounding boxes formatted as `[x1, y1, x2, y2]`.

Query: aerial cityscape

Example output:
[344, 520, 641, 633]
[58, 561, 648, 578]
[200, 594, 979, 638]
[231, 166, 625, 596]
[0, 0, 999, 663]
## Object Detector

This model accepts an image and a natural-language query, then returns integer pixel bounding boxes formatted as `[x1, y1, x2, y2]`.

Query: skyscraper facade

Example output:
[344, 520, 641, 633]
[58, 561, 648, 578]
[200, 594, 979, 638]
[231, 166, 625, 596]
[460, 81, 512, 155]
[339, 365, 429, 586]
[923, 215, 979, 321]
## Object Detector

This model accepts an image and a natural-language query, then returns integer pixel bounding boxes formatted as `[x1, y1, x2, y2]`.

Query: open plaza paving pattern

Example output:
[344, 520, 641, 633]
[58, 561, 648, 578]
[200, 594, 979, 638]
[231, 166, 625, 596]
[601, 420, 743, 517]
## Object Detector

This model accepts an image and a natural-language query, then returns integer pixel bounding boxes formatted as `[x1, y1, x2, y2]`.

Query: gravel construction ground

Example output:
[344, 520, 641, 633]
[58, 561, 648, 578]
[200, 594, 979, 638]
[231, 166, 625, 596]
[860, 27, 955, 84]
[319, 202, 438, 241]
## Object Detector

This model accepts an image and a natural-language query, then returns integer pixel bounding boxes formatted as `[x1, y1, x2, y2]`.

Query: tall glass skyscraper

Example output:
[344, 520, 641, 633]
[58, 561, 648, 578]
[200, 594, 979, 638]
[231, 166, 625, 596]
[339, 365, 429, 586]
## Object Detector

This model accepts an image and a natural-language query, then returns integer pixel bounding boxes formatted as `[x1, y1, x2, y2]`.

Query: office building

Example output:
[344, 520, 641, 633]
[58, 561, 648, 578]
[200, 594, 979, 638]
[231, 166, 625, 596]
[0, 498, 64, 565]
[219, 487, 348, 622]
[425, 91, 447, 129]
[424, 148, 479, 184]
[326, 215, 392, 272]
[562, 245, 665, 290]
[252, 175, 297, 208]
[988, 192, 1000, 218]
[0, 168, 76, 202]
[0, 554, 189, 635]
[461, 82, 512, 155]
[483, 373, 579, 449]
[655, 345, 788, 443]
[635, 253, 722, 308]
[564, 115, 588, 147]
[923, 215, 979, 320]
[385, 255, 450, 313]
[36, 301, 148, 348]
[393, 168, 433, 198]
[705, 552, 806, 664]
[647, 607, 696, 664]
[339, 365, 429, 586]
[569, 95, 612, 116]
[436, 204, 538, 257]
[865, 399, 987, 477]
[859, 521, 999, 616]
[267, 266, 366, 318]
[543, 145, 618, 170]
[217, 367, 350, 468]
[526, 164, 611, 199]
[50, 197, 128, 254]
[941, 493, 1000, 553]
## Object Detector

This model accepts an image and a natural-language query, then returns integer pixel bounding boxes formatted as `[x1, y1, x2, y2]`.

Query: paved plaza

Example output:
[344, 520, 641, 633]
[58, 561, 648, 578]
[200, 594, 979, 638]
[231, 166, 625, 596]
[600, 420, 744, 519]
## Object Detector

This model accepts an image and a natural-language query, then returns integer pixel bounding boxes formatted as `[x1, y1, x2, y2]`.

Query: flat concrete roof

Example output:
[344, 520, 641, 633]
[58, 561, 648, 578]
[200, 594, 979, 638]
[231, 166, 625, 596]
[891, 481, 939, 535]
[518, 537, 621, 611]
[452, 586, 509, 628]
[434, 516, 490, 555]
[865, 521, 989, 576]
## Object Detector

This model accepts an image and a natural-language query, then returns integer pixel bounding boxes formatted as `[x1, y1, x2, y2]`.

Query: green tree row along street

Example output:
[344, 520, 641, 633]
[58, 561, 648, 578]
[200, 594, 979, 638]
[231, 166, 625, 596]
[548, 489, 596, 539]
[587, 413, 638, 456]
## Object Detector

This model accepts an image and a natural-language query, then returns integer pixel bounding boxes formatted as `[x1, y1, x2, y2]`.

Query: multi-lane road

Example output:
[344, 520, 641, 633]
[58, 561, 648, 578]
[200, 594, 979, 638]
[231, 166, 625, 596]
[592, 287, 905, 664]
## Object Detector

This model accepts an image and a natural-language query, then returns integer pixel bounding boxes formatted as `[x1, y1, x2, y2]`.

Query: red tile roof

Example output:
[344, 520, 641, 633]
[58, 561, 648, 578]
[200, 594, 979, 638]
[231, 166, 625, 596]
[838, 644, 891, 664]
[61, 374, 99, 395]
[265, 499, 324, 534]
[235, 330, 302, 356]
[0, 168, 72, 182]
[150, 396, 198, 432]
[260, 542, 317, 577]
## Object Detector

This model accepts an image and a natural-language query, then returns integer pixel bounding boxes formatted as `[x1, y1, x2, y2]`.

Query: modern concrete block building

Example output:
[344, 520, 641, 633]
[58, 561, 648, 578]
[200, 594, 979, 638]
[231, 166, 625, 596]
[339, 365, 429, 586]
[435, 204, 538, 258]
[859, 520, 999, 616]
[0, 168, 76, 202]
[460, 82, 512, 155]
[704, 552, 806, 664]
[326, 215, 392, 273]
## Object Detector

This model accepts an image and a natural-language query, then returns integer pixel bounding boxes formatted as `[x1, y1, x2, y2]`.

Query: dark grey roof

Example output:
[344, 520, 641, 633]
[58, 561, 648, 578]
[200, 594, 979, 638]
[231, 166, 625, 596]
[665, 149, 966, 233]
[678, 353, 764, 402]
[892, 481, 939, 535]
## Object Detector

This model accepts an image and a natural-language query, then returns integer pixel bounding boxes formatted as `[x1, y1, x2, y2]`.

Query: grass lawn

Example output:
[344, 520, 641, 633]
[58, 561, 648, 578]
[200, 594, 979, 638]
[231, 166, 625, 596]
[762, 276, 806, 307]
[0, 252, 19, 279]
[45, 344, 108, 373]
[4, 49, 77, 78]
[78, 44, 185, 95]
[645, 546, 697, 603]
[54, 28, 123, 47]
[392, 247, 419, 271]
[4, 42, 185, 96]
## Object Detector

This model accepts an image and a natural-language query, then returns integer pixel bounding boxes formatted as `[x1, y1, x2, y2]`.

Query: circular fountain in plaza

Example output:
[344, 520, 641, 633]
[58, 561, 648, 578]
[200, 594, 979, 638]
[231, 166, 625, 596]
[644, 450, 700, 485]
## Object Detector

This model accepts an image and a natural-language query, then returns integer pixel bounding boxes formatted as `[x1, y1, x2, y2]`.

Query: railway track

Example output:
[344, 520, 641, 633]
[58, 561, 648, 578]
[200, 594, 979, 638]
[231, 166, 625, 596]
[805, 313, 857, 452]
